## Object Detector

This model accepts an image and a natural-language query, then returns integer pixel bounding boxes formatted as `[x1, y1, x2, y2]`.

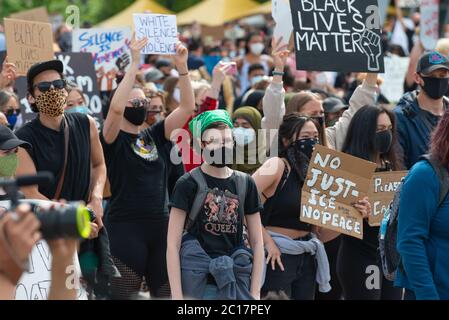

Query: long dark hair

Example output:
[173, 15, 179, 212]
[342, 105, 402, 170]
[278, 113, 320, 180]
[430, 107, 449, 167]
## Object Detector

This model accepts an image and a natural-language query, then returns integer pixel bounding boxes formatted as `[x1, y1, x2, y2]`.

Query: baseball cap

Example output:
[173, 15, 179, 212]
[27, 60, 64, 93]
[417, 51, 449, 75]
[323, 97, 348, 114]
[0, 125, 31, 150]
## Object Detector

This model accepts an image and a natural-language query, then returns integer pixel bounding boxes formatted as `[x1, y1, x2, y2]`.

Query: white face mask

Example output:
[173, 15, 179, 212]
[251, 75, 268, 87]
[173, 88, 181, 103]
[250, 43, 264, 56]
[315, 72, 328, 86]
[233, 127, 256, 146]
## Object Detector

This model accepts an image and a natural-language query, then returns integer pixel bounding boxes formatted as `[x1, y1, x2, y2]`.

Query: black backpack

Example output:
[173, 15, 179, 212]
[379, 154, 449, 281]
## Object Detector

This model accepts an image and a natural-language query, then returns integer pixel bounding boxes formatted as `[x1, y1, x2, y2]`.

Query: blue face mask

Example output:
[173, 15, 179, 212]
[233, 127, 256, 146]
[65, 105, 90, 114]
[6, 113, 18, 128]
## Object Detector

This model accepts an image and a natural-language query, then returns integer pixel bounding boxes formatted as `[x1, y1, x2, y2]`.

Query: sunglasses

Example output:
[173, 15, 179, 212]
[4, 108, 20, 116]
[128, 98, 151, 109]
[33, 79, 67, 92]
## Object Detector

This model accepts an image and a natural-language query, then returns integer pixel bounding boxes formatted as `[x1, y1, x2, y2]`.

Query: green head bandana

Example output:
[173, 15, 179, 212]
[189, 110, 234, 139]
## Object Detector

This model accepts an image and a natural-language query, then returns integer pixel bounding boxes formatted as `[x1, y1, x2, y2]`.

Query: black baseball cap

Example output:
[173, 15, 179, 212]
[27, 60, 64, 93]
[323, 97, 348, 114]
[417, 51, 449, 75]
[0, 125, 31, 150]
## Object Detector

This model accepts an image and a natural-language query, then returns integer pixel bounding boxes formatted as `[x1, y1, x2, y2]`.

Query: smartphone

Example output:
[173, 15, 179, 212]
[225, 62, 237, 76]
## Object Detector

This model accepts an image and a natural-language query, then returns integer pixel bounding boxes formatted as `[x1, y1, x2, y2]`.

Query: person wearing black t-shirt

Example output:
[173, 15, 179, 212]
[167, 110, 264, 300]
[15, 59, 106, 238]
[101, 36, 195, 299]
[337, 105, 403, 300]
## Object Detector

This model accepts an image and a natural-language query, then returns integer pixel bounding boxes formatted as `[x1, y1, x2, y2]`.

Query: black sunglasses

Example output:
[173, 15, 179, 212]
[4, 108, 21, 116]
[129, 98, 151, 109]
[33, 79, 67, 92]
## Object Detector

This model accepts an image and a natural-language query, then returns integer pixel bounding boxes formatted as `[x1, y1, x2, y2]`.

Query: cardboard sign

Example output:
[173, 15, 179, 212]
[420, 0, 439, 50]
[10, 7, 50, 23]
[289, 0, 384, 73]
[133, 14, 177, 55]
[381, 55, 410, 103]
[368, 171, 408, 227]
[4, 18, 54, 76]
[300, 145, 377, 239]
[272, 0, 293, 47]
[72, 27, 132, 92]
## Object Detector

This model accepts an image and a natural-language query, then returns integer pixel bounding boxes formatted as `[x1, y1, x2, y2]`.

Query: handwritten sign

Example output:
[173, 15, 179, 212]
[368, 171, 408, 227]
[420, 0, 439, 50]
[133, 14, 177, 55]
[4, 18, 54, 76]
[300, 145, 377, 239]
[15, 240, 87, 300]
[381, 55, 410, 103]
[72, 27, 132, 91]
[272, 0, 293, 47]
[10, 7, 50, 23]
[289, 0, 384, 73]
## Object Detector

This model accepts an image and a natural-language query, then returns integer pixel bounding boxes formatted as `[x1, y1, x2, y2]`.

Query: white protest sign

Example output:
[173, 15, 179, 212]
[381, 55, 410, 103]
[272, 0, 293, 47]
[133, 13, 177, 55]
[420, 0, 440, 50]
[72, 27, 132, 91]
[15, 240, 87, 300]
[398, 0, 421, 7]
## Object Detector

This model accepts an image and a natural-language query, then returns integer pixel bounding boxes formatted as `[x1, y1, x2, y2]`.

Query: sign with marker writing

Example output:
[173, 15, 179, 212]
[300, 145, 377, 239]
[289, 0, 384, 72]
[10, 7, 50, 23]
[4, 18, 54, 76]
[133, 13, 178, 55]
[368, 171, 408, 227]
[72, 27, 132, 92]
[381, 55, 410, 103]
[420, 0, 439, 50]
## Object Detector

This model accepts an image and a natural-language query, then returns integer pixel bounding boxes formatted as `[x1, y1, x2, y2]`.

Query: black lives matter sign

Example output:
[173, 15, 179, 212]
[289, 0, 384, 73]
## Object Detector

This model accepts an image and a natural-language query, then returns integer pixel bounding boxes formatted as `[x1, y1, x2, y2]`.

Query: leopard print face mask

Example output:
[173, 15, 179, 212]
[35, 88, 67, 117]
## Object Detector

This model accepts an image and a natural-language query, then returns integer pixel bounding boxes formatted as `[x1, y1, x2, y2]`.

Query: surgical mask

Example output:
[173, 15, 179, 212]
[375, 130, 393, 154]
[65, 105, 90, 114]
[421, 76, 449, 100]
[291, 138, 318, 159]
[35, 88, 67, 117]
[6, 113, 18, 128]
[173, 88, 181, 103]
[233, 127, 256, 146]
[315, 72, 328, 86]
[0, 153, 18, 177]
[250, 43, 264, 55]
[204, 146, 234, 168]
[124, 106, 146, 126]
[251, 75, 267, 87]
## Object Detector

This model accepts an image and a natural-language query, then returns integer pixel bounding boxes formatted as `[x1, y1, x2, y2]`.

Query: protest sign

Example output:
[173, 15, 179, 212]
[289, 0, 384, 73]
[368, 171, 408, 227]
[72, 27, 132, 92]
[272, 0, 293, 47]
[4, 18, 54, 76]
[10, 7, 50, 23]
[420, 0, 439, 50]
[398, 0, 421, 7]
[300, 145, 377, 239]
[381, 55, 410, 103]
[133, 13, 178, 55]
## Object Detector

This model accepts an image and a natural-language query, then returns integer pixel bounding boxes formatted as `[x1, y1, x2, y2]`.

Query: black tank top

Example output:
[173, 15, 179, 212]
[261, 162, 312, 232]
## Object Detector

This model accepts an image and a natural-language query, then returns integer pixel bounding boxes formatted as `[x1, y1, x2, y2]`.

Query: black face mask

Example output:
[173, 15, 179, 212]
[291, 138, 318, 159]
[124, 106, 146, 126]
[421, 76, 449, 100]
[375, 130, 393, 155]
[204, 146, 234, 168]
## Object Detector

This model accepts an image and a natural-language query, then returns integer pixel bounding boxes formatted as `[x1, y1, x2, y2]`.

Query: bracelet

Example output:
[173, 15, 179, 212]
[178, 72, 189, 77]
[273, 71, 285, 77]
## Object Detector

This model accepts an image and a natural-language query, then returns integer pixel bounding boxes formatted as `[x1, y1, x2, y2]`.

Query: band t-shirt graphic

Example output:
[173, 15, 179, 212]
[170, 170, 262, 258]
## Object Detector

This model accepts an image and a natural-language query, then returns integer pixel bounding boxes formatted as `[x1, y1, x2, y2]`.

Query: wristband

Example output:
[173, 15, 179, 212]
[273, 71, 284, 77]
[178, 72, 189, 77]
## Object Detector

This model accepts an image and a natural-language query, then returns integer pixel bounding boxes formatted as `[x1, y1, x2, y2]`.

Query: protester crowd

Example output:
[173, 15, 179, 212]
[1, 2, 449, 301]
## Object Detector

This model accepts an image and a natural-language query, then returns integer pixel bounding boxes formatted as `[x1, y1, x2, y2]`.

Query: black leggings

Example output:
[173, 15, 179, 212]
[315, 236, 342, 300]
[106, 218, 170, 299]
[337, 238, 402, 300]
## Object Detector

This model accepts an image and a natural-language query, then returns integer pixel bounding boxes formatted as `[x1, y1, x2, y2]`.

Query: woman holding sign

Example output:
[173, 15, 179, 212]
[252, 114, 371, 300]
[337, 105, 403, 300]
[101, 34, 195, 299]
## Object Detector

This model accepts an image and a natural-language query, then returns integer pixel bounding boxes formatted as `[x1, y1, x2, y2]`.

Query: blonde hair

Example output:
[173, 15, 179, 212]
[436, 38, 449, 58]
[286, 91, 321, 115]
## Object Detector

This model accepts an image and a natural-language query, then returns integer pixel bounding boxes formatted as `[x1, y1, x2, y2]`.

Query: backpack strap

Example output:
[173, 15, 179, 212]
[232, 170, 249, 245]
[419, 154, 449, 207]
[184, 168, 209, 232]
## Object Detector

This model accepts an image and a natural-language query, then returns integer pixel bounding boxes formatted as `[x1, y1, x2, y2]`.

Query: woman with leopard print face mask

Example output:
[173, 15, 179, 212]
[100, 34, 195, 299]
